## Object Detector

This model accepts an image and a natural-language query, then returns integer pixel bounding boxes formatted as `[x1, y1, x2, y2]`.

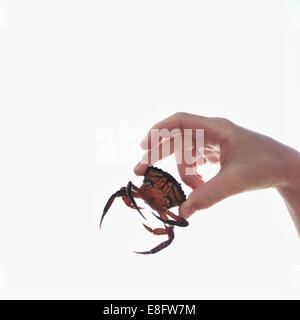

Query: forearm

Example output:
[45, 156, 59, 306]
[277, 147, 300, 237]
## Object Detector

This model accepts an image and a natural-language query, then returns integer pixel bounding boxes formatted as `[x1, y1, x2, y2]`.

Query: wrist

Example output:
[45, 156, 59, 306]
[276, 146, 300, 236]
[277, 146, 300, 196]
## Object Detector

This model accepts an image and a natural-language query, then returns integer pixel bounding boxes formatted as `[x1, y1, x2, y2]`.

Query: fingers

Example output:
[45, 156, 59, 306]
[135, 113, 235, 201]
[179, 169, 242, 219]
[140, 112, 211, 150]
[134, 138, 175, 176]
[135, 137, 205, 190]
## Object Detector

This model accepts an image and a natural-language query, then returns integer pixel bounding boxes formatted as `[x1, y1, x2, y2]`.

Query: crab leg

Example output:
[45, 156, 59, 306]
[126, 181, 146, 220]
[100, 184, 144, 229]
[100, 187, 126, 229]
[143, 224, 168, 235]
[122, 193, 143, 210]
[151, 209, 189, 227]
[165, 210, 189, 227]
[135, 226, 175, 255]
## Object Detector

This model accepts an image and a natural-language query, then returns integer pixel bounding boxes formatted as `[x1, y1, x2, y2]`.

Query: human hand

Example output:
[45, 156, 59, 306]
[134, 112, 300, 234]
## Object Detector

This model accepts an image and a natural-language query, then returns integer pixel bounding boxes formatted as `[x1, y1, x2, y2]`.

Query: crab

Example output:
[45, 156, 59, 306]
[100, 166, 189, 254]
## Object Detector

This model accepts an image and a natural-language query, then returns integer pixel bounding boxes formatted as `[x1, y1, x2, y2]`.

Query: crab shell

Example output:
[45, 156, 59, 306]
[138, 166, 187, 212]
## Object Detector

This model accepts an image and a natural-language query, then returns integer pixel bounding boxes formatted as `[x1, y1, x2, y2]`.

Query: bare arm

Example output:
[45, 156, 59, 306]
[277, 149, 300, 236]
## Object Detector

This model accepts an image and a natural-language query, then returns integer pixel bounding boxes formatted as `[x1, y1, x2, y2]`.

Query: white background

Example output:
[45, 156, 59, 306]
[0, 0, 300, 299]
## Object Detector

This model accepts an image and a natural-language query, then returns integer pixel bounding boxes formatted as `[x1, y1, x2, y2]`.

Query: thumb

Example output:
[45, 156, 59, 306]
[179, 170, 240, 219]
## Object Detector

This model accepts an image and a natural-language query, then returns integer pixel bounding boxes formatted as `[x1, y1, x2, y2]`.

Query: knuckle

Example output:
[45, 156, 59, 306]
[214, 117, 234, 128]
[173, 111, 188, 119]
[212, 117, 236, 137]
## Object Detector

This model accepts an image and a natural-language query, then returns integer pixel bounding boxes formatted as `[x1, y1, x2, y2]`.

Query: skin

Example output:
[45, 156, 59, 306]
[134, 112, 300, 236]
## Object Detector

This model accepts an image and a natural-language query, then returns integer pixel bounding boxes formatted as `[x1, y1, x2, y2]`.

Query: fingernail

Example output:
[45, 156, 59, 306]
[134, 162, 142, 173]
[134, 162, 148, 176]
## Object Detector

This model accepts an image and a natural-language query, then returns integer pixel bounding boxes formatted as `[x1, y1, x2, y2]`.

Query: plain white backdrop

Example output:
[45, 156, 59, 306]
[0, 0, 299, 299]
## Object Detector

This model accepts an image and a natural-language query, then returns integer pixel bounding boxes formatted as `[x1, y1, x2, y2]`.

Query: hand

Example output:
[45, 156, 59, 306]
[134, 112, 300, 235]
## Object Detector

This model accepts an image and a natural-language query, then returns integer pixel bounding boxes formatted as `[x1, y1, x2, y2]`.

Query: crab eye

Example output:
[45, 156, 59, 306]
[144, 181, 152, 186]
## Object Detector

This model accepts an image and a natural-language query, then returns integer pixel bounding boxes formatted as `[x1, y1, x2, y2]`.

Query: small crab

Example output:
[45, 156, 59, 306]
[100, 166, 188, 254]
